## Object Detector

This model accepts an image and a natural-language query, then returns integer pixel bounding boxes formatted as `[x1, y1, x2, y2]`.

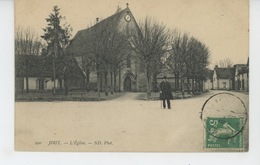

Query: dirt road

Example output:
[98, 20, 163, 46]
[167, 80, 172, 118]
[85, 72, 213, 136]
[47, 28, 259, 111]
[15, 90, 248, 152]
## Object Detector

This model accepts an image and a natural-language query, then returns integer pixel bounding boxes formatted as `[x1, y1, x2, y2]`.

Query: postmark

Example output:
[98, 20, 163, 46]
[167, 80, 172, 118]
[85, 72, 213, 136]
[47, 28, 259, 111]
[201, 93, 248, 151]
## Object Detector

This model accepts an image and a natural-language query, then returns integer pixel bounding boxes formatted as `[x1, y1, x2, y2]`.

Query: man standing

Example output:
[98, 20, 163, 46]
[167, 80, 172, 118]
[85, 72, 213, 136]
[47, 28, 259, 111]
[159, 76, 173, 109]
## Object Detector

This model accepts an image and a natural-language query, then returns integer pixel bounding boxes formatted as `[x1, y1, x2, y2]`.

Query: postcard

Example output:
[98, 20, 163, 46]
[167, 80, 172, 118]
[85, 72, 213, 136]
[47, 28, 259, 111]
[15, 0, 249, 152]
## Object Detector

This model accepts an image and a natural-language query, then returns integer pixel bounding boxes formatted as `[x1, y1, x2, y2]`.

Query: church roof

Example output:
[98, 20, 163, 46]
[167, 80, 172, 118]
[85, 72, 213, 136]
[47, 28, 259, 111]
[66, 7, 136, 56]
[66, 6, 139, 77]
[15, 55, 53, 77]
[237, 66, 248, 75]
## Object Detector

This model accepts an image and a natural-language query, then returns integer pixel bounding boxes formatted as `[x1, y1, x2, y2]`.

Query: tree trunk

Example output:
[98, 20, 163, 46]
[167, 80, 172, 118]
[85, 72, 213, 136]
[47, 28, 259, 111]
[59, 78, 63, 90]
[114, 73, 117, 93]
[21, 77, 24, 94]
[194, 79, 197, 93]
[198, 80, 200, 93]
[174, 73, 177, 92]
[86, 72, 90, 92]
[176, 73, 179, 91]
[25, 57, 29, 93]
[199, 80, 201, 92]
[147, 75, 151, 99]
[195, 78, 199, 93]
[100, 72, 103, 92]
[187, 77, 190, 94]
[146, 67, 151, 99]
[181, 77, 184, 98]
[104, 71, 108, 96]
[119, 69, 121, 92]
[97, 70, 100, 97]
[52, 59, 56, 96]
[200, 80, 203, 92]
[152, 73, 158, 92]
[25, 76, 29, 93]
[110, 71, 114, 94]
[64, 78, 69, 95]
[191, 78, 194, 94]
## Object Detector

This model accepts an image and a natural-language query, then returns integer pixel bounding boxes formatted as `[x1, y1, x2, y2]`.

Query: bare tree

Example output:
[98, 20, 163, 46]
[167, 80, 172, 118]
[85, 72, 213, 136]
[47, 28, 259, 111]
[108, 32, 129, 94]
[81, 54, 96, 91]
[192, 39, 210, 93]
[15, 26, 45, 93]
[167, 30, 189, 95]
[15, 27, 34, 56]
[216, 58, 233, 68]
[185, 37, 210, 93]
[130, 17, 169, 98]
[167, 31, 210, 96]
[76, 19, 129, 96]
[151, 59, 164, 92]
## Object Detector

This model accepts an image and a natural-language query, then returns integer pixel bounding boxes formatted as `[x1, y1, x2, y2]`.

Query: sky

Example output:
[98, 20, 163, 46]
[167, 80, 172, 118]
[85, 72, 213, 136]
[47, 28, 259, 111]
[15, 0, 249, 69]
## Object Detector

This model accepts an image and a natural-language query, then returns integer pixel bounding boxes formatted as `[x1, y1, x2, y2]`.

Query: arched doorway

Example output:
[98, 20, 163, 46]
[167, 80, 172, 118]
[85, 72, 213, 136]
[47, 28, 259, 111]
[124, 76, 131, 91]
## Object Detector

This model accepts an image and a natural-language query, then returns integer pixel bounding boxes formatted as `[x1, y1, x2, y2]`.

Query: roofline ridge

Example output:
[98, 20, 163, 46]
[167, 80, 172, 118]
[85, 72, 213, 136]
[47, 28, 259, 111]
[71, 7, 130, 41]
[81, 7, 129, 31]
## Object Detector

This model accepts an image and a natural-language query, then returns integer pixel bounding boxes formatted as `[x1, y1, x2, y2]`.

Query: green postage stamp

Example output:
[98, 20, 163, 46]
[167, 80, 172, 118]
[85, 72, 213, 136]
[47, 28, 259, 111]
[205, 117, 244, 149]
[201, 93, 248, 151]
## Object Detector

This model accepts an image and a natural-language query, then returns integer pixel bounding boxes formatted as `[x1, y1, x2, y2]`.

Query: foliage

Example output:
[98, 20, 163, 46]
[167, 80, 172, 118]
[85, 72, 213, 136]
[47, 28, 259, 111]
[215, 58, 233, 68]
[15, 27, 46, 93]
[41, 6, 72, 50]
[41, 5, 72, 95]
[82, 20, 130, 95]
[15, 26, 45, 56]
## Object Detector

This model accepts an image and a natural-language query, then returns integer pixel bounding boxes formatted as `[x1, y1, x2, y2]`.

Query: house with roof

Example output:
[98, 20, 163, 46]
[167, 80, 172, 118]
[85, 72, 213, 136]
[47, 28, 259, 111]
[66, 5, 147, 92]
[212, 65, 235, 90]
[234, 64, 247, 90]
[236, 67, 249, 91]
[235, 58, 249, 91]
[15, 55, 62, 93]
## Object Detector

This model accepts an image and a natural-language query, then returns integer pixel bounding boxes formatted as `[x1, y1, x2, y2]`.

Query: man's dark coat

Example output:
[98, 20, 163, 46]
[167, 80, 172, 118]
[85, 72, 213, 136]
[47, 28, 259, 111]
[159, 81, 173, 100]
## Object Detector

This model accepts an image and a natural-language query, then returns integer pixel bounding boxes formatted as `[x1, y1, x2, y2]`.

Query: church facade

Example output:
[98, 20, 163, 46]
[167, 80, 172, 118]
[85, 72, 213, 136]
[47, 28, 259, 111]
[66, 6, 147, 92]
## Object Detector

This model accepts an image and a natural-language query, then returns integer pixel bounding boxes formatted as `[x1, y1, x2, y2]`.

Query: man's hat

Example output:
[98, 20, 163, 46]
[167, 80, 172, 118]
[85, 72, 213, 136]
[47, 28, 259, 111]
[163, 76, 167, 79]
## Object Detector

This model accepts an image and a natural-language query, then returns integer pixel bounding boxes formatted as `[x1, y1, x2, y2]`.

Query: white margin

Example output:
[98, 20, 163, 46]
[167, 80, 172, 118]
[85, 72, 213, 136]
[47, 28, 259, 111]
[0, 0, 260, 165]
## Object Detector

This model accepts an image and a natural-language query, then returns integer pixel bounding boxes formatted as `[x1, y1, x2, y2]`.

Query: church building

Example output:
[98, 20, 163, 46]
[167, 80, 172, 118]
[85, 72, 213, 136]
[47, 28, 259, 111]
[66, 5, 147, 92]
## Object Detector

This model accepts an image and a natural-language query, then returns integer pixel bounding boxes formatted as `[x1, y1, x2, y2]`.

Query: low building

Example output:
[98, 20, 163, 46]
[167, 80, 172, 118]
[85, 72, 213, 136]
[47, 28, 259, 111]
[234, 64, 247, 90]
[236, 68, 249, 92]
[15, 55, 61, 93]
[212, 66, 235, 90]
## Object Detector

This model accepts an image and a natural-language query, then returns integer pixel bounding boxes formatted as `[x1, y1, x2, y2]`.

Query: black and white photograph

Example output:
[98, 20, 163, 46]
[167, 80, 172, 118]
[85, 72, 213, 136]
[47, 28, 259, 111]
[14, 0, 249, 152]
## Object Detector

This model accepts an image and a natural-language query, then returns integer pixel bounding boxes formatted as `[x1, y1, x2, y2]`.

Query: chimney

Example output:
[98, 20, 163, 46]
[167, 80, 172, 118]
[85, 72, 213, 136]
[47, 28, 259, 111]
[126, 3, 129, 8]
[96, 17, 99, 23]
[115, 5, 122, 13]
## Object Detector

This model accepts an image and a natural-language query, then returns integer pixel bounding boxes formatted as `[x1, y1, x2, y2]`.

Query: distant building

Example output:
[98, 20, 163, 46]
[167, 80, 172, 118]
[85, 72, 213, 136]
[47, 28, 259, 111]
[212, 65, 235, 90]
[234, 64, 247, 90]
[235, 58, 249, 92]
